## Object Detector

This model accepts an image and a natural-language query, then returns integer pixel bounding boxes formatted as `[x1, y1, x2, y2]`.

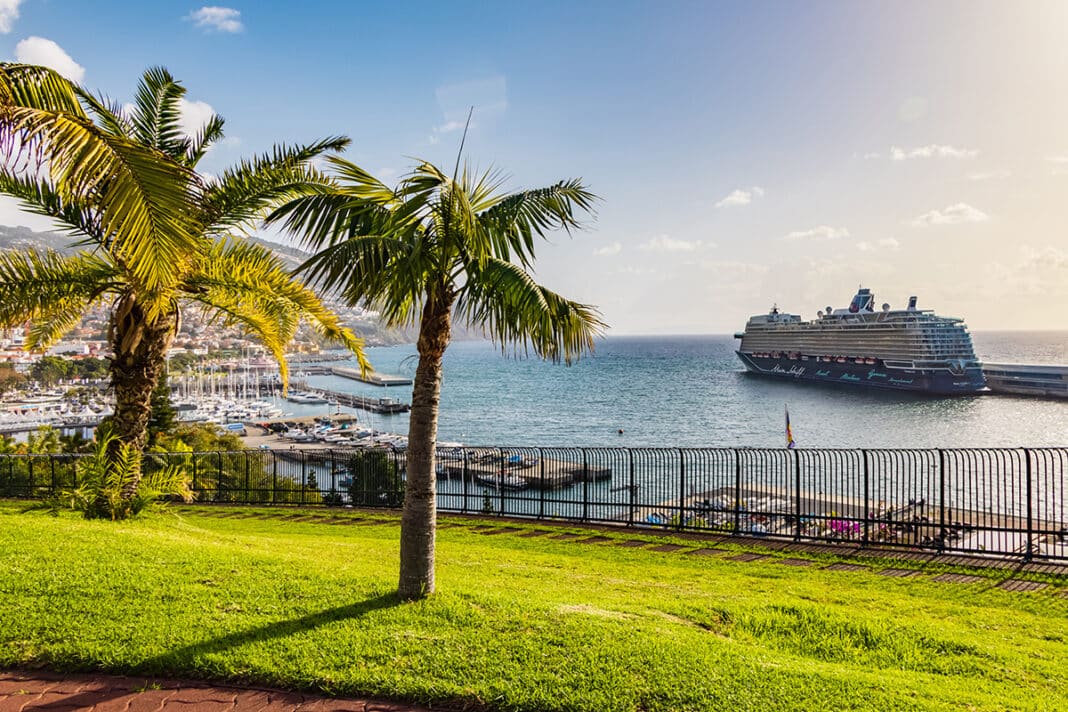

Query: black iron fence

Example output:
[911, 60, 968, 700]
[2, 446, 1065, 562]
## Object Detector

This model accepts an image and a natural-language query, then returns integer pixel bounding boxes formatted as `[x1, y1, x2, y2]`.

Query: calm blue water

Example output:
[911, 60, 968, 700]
[301, 332, 1068, 449]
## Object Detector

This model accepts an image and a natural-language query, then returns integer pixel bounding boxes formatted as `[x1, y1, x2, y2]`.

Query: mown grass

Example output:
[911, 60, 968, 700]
[1, 502, 1065, 711]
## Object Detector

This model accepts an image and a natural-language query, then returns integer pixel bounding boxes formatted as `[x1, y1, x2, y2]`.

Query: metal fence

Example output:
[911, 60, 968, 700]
[2, 446, 1065, 562]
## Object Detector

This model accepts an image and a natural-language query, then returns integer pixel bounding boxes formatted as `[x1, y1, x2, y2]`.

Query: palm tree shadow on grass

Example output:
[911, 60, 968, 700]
[137, 592, 402, 675]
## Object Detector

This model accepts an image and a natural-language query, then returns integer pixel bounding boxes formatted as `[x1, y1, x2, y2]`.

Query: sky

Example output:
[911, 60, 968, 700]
[1, 0, 1067, 334]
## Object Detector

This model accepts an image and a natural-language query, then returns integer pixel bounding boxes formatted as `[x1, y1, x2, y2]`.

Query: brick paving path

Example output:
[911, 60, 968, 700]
[0, 671, 437, 712]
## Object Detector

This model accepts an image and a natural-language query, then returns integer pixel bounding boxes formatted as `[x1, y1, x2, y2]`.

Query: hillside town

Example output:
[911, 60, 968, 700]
[0, 225, 404, 371]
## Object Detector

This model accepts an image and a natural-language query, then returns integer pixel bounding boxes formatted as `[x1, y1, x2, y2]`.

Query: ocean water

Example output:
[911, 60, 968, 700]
[301, 332, 1068, 449]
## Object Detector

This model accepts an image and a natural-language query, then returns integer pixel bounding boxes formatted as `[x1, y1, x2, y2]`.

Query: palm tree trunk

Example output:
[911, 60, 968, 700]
[398, 290, 452, 600]
[108, 296, 176, 499]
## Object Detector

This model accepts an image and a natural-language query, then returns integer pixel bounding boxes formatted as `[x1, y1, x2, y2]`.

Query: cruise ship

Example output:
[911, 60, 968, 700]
[734, 288, 985, 394]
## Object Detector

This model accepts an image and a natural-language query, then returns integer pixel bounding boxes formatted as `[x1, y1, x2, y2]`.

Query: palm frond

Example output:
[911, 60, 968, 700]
[0, 63, 86, 117]
[202, 136, 350, 234]
[457, 257, 604, 364]
[0, 249, 119, 333]
[297, 234, 423, 327]
[127, 66, 190, 159]
[5, 106, 202, 316]
[73, 86, 133, 139]
[0, 171, 102, 240]
[184, 237, 370, 385]
[184, 112, 225, 167]
[477, 180, 597, 267]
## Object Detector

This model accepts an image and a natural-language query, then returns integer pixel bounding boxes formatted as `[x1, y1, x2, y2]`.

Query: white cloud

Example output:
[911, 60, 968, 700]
[178, 98, 216, 140]
[187, 6, 243, 33]
[911, 202, 989, 227]
[714, 186, 763, 208]
[594, 242, 622, 256]
[967, 169, 1011, 181]
[432, 76, 507, 140]
[856, 237, 900, 251]
[890, 144, 977, 160]
[640, 234, 702, 252]
[783, 225, 849, 241]
[0, 0, 22, 33]
[14, 37, 85, 82]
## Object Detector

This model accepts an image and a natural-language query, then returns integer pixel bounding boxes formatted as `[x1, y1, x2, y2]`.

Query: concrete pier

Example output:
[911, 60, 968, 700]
[331, 366, 413, 387]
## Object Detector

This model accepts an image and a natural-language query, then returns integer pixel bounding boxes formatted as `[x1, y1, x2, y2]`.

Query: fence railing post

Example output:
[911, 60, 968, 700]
[1024, 448, 1034, 561]
[216, 451, 223, 503]
[794, 449, 802, 542]
[677, 449, 686, 531]
[938, 449, 946, 552]
[862, 449, 870, 546]
[582, 449, 589, 523]
[628, 449, 635, 527]
[244, 451, 251, 503]
[461, 449, 469, 514]
[539, 448, 546, 520]
[50, 455, 56, 494]
[272, 452, 278, 501]
[733, 449, 741, 534]
[300, 450, 307, 506]
[330, 449, 337, 502]
[498, 447, 505, 517]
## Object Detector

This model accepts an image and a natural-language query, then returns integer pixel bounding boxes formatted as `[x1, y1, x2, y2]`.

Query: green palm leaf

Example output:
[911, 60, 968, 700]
[202, 137, 349, 234]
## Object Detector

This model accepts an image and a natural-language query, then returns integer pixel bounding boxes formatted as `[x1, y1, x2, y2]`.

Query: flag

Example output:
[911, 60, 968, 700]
[785, 405, 796, 449]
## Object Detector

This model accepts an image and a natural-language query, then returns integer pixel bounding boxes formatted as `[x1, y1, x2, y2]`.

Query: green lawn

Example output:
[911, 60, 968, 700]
[1, 503, 1065, 711]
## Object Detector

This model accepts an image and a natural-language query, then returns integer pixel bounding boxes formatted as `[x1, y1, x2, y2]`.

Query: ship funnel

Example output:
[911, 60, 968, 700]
[907, 296, 917, 310]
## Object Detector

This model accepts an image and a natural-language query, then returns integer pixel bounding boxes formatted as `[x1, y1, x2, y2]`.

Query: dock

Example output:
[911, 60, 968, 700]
[315, 387, 411, 414]
[332, 366, 412, 387]
[982, 362, 1068, 398]
[438, 452, 611, 490]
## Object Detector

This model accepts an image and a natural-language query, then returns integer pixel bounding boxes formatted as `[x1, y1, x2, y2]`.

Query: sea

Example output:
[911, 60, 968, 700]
[295, 332, 1068, 450]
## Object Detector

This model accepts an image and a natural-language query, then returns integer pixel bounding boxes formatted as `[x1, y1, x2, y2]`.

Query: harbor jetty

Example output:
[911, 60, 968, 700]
[331, 366, 413, 387]
[437, 451, 612, 490]
[982, 363, 1068, 398]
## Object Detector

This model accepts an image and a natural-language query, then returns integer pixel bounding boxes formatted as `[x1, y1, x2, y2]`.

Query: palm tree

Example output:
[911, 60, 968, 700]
[270, 158, 603, 598]
[0, 64, 368, 507]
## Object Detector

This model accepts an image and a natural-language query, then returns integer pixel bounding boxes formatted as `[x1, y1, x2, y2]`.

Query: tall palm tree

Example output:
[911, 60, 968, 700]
[0, 64, 368, 506]
[270, 158, 603, 599]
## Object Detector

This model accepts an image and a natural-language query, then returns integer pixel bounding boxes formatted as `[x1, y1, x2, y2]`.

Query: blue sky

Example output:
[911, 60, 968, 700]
[3, 1, 1067, 333]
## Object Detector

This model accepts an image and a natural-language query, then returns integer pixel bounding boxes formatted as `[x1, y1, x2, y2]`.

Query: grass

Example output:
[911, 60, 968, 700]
[1, 502, 1066, 711]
